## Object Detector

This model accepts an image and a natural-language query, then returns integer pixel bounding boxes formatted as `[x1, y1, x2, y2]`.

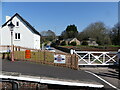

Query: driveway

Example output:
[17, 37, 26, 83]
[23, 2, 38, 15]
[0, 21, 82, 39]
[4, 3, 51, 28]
[51, 47, 68, 54]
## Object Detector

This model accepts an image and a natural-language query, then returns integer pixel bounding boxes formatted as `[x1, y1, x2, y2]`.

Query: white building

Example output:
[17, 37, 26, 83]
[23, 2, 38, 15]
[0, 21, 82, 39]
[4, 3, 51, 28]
[0, 13, 41, 49]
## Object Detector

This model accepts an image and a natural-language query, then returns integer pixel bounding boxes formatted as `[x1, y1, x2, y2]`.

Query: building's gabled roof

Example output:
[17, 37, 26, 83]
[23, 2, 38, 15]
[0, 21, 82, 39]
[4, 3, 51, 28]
[2, 13, 41, 36]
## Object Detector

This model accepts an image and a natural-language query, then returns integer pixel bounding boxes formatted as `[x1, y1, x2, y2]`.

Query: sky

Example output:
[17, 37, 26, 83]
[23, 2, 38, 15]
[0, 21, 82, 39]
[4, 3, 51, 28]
[2, 2, 118, 35]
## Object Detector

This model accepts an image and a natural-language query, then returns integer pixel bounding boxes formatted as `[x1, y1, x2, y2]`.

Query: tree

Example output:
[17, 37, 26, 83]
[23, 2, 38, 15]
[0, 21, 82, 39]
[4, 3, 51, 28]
[60, 30, 68, 39]
[60, 24, 78, 39]
[40, 30, 56, 42]
[109, 23, 120, 45]
[77, 22, 111, 45]
[40, 31, 47, 36]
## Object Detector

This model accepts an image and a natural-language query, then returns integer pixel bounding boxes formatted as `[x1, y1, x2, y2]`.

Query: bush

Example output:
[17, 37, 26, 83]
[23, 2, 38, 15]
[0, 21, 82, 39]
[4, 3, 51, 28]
[61, 41, 66, 46]
[81, 41, 88, 45]
[55, 40, 60, 45]
[50, 42, 57, 47]
[70, 41, 76, 46]
[44, 43, 47, 46]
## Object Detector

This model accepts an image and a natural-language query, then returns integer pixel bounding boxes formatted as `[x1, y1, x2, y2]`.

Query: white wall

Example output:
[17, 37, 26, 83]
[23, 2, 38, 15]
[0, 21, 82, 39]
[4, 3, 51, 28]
[34, 34, 40, 49]
[1, 26, 11, 45]
[1, 16, 40, 49]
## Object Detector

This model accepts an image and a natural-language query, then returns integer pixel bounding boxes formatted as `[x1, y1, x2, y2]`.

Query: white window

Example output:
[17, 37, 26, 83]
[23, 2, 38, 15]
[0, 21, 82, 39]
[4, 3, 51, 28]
[15, 33, 20, 40]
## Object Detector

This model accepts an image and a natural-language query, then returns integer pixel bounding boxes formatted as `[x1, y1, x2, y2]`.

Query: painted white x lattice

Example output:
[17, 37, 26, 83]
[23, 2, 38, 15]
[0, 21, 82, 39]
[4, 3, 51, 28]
[74, 51, 117, 65]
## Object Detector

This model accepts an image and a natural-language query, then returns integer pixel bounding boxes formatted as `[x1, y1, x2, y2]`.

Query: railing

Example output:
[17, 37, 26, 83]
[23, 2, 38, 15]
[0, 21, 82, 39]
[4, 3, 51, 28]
[74, 51, 117, 65]
[0, 45, 11, 53]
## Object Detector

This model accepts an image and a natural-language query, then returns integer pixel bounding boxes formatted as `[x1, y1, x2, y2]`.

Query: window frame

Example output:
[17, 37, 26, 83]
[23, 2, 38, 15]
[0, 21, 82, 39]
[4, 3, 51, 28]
[16, 21, 19, 26]
[15, 33, 21, 40]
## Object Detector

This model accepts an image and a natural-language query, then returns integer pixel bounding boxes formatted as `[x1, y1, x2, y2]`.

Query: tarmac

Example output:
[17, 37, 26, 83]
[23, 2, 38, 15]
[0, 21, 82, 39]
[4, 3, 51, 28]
[1, 58, 118, 89]
[80, 67, 120, 89]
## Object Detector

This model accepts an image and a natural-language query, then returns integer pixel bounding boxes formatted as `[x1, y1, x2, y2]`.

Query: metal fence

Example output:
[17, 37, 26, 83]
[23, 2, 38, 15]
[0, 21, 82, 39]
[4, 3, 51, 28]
[0, 45, 78, 70]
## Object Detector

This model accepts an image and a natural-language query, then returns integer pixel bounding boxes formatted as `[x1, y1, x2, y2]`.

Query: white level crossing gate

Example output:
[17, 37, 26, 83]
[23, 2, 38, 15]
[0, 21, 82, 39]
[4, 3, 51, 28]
[73, 51, 117, 65]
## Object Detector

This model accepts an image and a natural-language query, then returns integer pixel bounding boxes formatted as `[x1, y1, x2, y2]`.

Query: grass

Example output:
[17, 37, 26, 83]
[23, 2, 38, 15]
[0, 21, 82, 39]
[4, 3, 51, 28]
[60, 45, 120, 47]
[14, 51, 54, 62]
[108, 45, 120, 47]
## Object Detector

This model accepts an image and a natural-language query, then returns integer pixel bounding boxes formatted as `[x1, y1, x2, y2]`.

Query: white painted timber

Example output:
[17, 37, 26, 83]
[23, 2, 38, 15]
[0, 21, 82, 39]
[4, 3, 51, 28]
[74, 51, 117, 65]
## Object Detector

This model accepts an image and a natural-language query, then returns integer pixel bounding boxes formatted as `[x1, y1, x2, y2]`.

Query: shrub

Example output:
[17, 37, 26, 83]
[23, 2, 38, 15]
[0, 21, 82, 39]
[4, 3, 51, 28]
[81, 41, 88, 45]
[44, 43, 47, 46]
[61, 41, 66, 46]
[50, 42, 56, 47]
[70, 41, 76, 46]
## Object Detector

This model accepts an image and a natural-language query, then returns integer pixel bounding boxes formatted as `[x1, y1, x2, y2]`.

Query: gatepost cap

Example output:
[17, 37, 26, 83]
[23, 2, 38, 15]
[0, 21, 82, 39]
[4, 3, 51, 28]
[118, 49, 120, 52]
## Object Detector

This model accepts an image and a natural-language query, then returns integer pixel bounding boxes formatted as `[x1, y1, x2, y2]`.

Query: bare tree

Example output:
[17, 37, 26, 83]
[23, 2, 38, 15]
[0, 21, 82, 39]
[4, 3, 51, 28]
[40, 30, 56, 42]
[109, 23, 120, 45]
[77, 22, 111, 45]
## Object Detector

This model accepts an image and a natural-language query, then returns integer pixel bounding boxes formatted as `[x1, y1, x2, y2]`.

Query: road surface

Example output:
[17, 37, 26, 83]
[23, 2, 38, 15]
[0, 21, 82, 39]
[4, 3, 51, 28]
[1, 58, 119, 89]
[80, 67, 120, 89]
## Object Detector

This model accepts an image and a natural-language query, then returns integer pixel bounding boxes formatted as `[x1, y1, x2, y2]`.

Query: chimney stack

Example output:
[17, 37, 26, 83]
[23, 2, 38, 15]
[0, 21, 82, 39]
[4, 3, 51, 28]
[6, 16, 11, 22]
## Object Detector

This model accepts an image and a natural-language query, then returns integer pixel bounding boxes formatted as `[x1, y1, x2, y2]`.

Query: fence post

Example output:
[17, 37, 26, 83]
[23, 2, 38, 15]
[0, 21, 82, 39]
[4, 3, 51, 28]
[44, 50, 46, 64]
[70, 54, 73, 69]
[70, 49, 74, 54]
[18, 46, 20, 51]
[7, 46, 10, 60]
[74, 54, 78, 70]
[11, 45, 14, 61]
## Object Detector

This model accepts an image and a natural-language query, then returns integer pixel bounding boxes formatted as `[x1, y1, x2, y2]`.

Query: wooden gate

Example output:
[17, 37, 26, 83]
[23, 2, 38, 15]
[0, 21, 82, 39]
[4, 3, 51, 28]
[74, 50, 117, 65]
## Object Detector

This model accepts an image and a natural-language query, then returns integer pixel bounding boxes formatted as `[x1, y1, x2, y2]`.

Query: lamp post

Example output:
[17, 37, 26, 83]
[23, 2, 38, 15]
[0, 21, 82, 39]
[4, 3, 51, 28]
[8, 21, 15, 61]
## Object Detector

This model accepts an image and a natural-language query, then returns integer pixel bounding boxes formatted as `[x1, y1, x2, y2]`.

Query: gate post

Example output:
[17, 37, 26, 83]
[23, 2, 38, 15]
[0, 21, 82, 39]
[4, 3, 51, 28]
[11, 45, 14, 61]
[44, 50, 46, 64]
[75, 54, 79, 70]
[70, 49, 74, 54]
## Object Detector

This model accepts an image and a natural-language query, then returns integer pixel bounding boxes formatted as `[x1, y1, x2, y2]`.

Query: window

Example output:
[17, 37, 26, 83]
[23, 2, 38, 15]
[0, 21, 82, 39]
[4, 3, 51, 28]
[15, 33, 20, 40]
[18, 33, 20, 39]
[16, 22, 19, 26]
[15, 33, 17, 39]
